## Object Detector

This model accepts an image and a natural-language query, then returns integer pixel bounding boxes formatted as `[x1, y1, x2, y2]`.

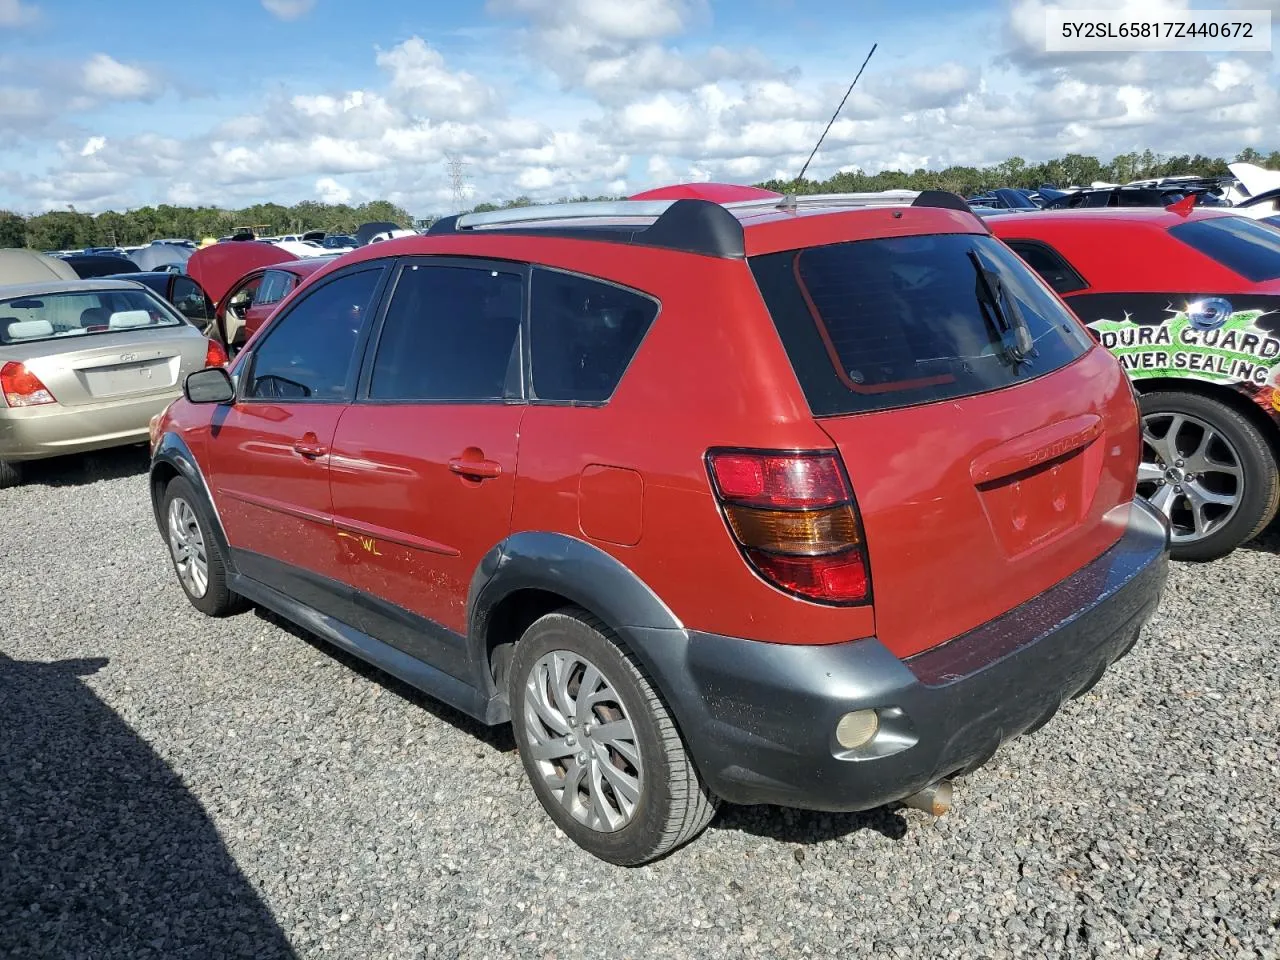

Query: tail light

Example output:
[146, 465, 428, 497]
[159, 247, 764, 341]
[707, 449, 871, 604]
[204, 338, 229, 368]
[0, 362, 55, 407]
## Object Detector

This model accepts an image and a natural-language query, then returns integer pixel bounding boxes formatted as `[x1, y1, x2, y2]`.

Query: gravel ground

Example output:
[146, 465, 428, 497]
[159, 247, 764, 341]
[1, 447, 1278, 960]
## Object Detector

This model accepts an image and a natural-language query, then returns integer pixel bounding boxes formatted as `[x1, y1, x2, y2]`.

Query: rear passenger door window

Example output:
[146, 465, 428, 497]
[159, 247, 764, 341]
[1003, 240, 1089, 295]
[255, 270, 294, 306]
[368, 263, 524, 401]
[528, 268, 658, 403]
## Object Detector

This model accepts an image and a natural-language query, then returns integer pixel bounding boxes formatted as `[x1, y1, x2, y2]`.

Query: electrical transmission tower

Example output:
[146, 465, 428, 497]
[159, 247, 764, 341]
[445, 154, 470, 212]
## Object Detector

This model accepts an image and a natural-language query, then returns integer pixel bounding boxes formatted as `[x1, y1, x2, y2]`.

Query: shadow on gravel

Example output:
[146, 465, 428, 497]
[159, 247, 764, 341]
[1241, 512, 1280, 555]
[714, 803, 909, 846]
[253, 608, 517, 754]
[18, 445, 150, 488]
[0, 653, 296, 960]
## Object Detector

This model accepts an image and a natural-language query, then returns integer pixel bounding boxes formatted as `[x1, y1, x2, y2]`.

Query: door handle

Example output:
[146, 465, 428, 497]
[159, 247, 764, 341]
[293, 439, 328, 458]
[448, 457, 502, 479]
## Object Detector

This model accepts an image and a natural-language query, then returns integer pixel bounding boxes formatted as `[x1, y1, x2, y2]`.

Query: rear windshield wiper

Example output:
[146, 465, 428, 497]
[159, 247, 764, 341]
[968, 250, 1035, 365]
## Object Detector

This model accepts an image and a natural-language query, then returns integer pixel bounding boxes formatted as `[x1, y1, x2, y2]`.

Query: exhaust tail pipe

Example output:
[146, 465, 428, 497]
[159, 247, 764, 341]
[902, 779, 953, 816]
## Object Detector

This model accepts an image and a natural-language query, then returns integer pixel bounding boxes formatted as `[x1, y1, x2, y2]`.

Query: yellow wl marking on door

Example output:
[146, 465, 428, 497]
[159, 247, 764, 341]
[337, 531, 382, 556]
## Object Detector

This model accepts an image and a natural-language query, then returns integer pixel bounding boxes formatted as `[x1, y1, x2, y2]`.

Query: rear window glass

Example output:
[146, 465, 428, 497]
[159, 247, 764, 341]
[1169, 216, 1280, 282]
[0, 289, 183, 345]
[750, 233, 1095, 416]
[529, 268, 658, 403]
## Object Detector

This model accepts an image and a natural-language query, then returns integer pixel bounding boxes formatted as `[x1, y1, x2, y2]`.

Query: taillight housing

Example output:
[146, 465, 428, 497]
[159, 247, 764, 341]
[707, 449, 871, 605]
[0, 362, 55, 407]
[204, 338, 229, 368]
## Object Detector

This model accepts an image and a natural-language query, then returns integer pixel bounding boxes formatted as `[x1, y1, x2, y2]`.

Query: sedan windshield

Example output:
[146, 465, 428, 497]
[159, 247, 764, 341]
[0, 289, 185, 345]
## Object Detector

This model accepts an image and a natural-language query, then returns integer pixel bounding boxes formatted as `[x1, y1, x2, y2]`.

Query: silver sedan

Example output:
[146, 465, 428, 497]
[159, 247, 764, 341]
[0, 278, 222, 487]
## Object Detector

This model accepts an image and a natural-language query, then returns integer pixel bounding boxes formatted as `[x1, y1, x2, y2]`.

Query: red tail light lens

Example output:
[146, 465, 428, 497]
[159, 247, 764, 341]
[204, 338, 229, 368]
[709, 452, 847, 508]
[0, 362, 55, 407]
[707, 449, 870, 605]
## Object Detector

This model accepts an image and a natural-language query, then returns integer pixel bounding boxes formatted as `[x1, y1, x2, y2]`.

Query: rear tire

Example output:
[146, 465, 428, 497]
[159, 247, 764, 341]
[509, 607, 718, 865]
[0, 459, 21, 488]
[161, 476, 247, 617]
[1137, 390, 1279, 561]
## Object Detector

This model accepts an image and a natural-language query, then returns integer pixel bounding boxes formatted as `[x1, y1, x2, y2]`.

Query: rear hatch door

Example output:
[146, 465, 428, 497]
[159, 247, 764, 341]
[750, 229, 1140, 659]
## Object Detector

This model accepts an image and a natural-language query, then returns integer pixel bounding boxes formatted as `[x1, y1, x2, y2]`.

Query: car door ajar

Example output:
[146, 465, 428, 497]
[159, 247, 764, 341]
[203, 265, 388, 615]
[329, 260, 526, 678]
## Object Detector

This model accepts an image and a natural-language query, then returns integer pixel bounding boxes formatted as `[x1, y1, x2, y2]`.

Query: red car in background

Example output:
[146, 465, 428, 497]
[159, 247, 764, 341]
[989, 208, 1280, 559]
[187, 241, 334, 351]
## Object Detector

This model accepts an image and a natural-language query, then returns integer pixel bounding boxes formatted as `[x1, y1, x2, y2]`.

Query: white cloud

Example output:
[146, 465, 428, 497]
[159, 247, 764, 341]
[262, 0, 315, 20]
[375, 37, 497, 120]
[0, 0, 37, 27]
[316, 176, 352, 204]
[81, 54, 158, 100]
[4, 3, 1280, 215]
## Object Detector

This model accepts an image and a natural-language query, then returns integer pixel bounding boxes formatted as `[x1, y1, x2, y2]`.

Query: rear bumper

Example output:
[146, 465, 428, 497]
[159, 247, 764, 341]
[633, 499, 1170, 811]
[0, 393, 174, 461]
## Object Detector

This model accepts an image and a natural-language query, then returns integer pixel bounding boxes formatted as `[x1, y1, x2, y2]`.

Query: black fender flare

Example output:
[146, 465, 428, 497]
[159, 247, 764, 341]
[465, 532, 688, 697]
[149, 433, 235, 571]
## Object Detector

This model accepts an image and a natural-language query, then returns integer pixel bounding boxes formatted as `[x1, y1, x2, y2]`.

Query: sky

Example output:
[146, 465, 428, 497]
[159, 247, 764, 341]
[0, 0, 1277, 217]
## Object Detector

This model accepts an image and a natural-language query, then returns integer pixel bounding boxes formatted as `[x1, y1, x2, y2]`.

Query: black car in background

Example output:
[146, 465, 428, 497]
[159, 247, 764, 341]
[61, 253, 140, 279]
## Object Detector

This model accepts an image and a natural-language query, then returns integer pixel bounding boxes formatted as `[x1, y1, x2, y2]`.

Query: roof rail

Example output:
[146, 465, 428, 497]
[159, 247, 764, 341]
[430, 198, 747, 258]
[423, 189, 983, 256]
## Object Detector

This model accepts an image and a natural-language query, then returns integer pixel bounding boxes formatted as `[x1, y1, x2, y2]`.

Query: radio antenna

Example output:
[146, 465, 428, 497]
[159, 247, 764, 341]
[794, 42, 878, 186]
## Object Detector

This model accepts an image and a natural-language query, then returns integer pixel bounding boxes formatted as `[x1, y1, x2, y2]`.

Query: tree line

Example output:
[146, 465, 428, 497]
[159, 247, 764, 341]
[3, 149, 1276, 251]
[0, 200, 413, 252]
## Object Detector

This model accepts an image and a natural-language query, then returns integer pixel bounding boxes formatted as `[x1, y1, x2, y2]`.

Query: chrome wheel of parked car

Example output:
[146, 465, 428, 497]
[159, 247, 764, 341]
[167, 496, 209, 599]
[523, 649, 644, 833]
[1136, 391, 1279, 562]
[509, 608, 717, 864]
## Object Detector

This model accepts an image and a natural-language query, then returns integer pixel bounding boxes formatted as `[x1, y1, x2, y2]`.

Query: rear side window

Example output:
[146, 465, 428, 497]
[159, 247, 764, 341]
[529, 268, 657, 403]
[256, 270, 294, 306]
[1003, 240, 1088, 295]
[1169, 216, 1280, 282]
[369, 264, 523, 401]
[750, 233, 1095, 416]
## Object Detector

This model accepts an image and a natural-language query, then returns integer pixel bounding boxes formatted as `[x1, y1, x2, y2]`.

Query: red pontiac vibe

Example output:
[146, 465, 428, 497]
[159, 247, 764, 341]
[989, 207, 1280, 560]
[150, 191, 1170, 865]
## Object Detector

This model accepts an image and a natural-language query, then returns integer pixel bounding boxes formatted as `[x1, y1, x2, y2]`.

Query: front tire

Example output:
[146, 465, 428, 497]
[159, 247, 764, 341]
[161, 476, 247, 617]
[509, 608, 717, 865]
[1137, 390, 1280, 561]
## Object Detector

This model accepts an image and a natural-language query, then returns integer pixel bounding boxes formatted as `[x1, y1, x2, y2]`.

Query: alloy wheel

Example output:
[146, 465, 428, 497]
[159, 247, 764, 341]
[1138, 411, 1243, 545]
[522, 650, 644, 833]
[167, 496, 210, 599]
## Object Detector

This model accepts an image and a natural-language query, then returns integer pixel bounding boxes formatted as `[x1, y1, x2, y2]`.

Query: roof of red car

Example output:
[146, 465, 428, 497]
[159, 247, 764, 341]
[985, 206, 1236, 230]
[628, 183, 783, 202]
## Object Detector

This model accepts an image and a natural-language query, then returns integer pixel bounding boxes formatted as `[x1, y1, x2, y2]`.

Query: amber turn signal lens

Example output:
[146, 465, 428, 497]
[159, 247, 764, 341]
[725, 504, 860, 555]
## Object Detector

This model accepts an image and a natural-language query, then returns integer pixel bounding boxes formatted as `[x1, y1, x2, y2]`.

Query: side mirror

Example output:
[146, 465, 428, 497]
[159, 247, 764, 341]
[184, 366, 235, 404]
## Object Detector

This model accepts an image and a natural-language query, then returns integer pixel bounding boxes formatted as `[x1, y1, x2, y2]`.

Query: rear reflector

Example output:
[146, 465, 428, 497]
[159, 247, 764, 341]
[204, 338, 229, 368]
[0, 362, 55, 407]
[707, 449, 871, 605]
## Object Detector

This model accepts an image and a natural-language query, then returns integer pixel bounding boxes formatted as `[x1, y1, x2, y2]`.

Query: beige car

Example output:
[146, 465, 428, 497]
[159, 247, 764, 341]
[0, 278, 221, 487]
